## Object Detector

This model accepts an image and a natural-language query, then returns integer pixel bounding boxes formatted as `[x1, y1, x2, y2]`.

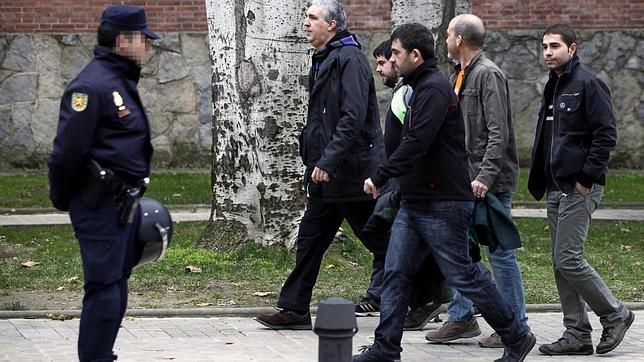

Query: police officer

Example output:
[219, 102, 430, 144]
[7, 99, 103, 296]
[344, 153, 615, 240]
[47, 5, 158, 361]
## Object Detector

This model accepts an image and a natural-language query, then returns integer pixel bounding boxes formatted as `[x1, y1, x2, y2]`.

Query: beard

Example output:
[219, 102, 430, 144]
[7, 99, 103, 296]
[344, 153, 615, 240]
[383, 72, 398, 88]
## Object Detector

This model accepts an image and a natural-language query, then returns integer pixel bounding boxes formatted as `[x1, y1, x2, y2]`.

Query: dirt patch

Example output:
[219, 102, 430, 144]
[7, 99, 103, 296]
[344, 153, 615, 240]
[0, 237, 36, 259]
[0, 282, 273, 311]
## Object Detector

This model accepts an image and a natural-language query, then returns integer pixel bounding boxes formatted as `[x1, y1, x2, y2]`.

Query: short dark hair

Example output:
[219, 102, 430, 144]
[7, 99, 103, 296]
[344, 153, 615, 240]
[391, 23, 435, 61]
[97, 24, 120, 48]
[454, 19, 485, 48]
[543, 23, 577, 47]
[373, 39, 392, 59]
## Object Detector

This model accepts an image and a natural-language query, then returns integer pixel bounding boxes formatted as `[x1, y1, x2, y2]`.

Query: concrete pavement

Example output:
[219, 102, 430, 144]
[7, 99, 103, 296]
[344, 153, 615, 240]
[1, 207, 643, 226]
[1, 310, 643, 361]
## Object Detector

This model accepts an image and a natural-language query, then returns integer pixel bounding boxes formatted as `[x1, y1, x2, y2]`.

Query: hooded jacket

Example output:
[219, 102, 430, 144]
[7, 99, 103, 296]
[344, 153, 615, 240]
[300, 31, 384, 202]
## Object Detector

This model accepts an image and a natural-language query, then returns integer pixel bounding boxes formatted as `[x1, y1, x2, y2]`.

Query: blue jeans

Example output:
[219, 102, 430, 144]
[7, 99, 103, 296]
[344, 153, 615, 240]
[372, 199, 528, 360]
[448, 192, 527, 325]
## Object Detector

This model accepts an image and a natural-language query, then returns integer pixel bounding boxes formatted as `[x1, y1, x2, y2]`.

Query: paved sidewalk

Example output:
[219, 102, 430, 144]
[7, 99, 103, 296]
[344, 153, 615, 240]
[1, 207, 643, 226]
[1, 311, 642, 361]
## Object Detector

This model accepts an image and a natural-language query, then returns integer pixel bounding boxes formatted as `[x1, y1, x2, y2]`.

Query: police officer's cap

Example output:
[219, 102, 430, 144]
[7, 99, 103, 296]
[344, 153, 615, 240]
[100, 5, 160, 39]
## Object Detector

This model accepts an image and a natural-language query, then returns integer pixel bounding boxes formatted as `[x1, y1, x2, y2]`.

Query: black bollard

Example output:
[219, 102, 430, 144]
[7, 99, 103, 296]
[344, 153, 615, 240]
[313, 297, 358, 362]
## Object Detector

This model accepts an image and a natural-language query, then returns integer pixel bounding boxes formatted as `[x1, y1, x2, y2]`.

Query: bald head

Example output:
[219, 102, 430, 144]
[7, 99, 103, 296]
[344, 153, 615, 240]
[451, 14, 486, 49]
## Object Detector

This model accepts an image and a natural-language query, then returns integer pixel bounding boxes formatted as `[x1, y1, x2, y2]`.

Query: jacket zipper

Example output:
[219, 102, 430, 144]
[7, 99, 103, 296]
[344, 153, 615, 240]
[549, 77, 566, 196]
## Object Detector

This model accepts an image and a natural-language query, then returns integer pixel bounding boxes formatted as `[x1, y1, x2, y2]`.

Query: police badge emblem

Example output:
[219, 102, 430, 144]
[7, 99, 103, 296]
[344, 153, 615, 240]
[71, 93, 88, 112]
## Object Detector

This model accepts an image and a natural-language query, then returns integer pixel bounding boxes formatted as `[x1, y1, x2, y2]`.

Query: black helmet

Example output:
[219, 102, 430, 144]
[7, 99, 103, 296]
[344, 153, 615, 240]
[135, 197, 173, 267]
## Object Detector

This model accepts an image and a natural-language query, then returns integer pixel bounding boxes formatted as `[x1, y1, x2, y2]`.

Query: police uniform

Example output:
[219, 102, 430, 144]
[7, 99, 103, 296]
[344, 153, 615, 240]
[47, 5, 158, 362]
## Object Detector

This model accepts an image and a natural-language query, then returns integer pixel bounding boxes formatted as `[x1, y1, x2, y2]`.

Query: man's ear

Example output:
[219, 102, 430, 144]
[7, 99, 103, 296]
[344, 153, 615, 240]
[411, 48, 423, 63]
[569, 42, 577, 56]
[327, 19, 336, 32]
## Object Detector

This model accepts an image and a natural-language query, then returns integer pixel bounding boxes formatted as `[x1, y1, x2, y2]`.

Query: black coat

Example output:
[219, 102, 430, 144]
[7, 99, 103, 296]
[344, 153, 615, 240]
[300, 35, 384, 202]
[371, 60, 473, 202]
[528, 55, 617, 200]
[48, 46, 153, 211]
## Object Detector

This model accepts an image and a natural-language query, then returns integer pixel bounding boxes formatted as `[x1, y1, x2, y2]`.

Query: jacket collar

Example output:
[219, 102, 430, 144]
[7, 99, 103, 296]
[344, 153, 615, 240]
[93, 45, 142, 83]
[452, 50, 484, 75]
[548, 54, 580, 81]
[402, 57, 438, 86]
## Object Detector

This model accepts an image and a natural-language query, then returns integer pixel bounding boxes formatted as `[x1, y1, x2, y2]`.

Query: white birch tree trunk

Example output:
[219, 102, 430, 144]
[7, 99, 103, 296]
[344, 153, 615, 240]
[202, 0, 310, 250]
[391, 0, 471, 73]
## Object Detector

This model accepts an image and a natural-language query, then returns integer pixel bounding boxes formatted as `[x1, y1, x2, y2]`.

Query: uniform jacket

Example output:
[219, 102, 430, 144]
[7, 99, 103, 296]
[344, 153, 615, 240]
[370, 60, 473, 201]
[452, 52, 519, 193]
[48, 46, 153, 211]
[300, 32, 384, 202]
[528, 55, 617, 200]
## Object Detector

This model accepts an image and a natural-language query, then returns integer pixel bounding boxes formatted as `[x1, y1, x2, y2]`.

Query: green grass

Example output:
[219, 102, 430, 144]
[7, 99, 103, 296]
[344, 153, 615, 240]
[0, 171, 211, 209]
[1, 219, 642, 310]
[1, 169, 641, 209]
[0, 221, 374, 308]
[513, 169, 644, 204]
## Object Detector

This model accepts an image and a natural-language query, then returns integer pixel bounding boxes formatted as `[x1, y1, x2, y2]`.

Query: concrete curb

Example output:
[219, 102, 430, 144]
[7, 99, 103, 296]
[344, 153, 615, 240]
[2, 302, 643, 320]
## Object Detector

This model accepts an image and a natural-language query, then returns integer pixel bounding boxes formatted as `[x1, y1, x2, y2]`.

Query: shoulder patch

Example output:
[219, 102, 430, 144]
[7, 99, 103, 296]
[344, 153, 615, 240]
[71, 93, 88, 112]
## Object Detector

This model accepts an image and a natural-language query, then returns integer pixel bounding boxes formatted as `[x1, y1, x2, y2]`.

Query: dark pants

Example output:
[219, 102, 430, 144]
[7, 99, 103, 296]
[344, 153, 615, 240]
[277, 197, 389, 313]
[372, 199, 528, 360]
[69, 193, 138, 362]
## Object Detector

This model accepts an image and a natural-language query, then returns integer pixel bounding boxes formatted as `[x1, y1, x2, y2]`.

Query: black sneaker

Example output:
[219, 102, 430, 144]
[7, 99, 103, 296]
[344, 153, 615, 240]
[494, 331, 536, 362]
[538, 337, 593, 355]
[255, 309, 312, 330]
[352, 345, 399, 362]
[403, 302, 446, 331]
[355, 296, 380, 317]
[596, 310, 635, 354]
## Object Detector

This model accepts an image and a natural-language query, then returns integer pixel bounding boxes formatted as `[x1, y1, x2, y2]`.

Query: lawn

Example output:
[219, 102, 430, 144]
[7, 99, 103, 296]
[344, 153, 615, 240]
[1, 169, 642, 209]
[1, 218, 642, 310]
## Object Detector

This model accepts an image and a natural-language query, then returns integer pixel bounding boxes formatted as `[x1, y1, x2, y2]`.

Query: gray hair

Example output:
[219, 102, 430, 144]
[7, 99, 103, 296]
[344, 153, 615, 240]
[311, 0, 347, 32]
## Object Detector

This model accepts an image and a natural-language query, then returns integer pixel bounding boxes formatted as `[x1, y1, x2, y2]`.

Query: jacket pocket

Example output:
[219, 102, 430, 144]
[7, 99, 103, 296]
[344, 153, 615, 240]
[556, 92, 582, 113]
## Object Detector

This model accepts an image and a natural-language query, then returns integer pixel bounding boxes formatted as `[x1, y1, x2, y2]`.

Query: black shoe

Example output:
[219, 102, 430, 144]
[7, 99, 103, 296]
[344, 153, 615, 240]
[352, 345, 399, 362]
[255, 309, 312, 330]
[495, 331, 536, 362]
[538, 337, 593, 355]
[355, 296, 380, 317]
[596, 310, 635, 354]
[403, 302, 446, 331]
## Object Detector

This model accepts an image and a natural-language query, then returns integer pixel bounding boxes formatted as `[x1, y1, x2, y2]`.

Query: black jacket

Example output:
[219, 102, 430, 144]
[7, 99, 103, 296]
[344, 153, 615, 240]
[48, 46, 153, 211]
[371, 60, 473, 201]
[528, 55, 617, 200]
[300, 33, 384, 202]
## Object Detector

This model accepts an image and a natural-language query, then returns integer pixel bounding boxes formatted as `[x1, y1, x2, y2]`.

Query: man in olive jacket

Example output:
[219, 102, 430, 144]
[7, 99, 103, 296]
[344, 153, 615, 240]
[529, 23, 633, 356]
[426, 14, 526, 348]
[256, 0, 387, 329]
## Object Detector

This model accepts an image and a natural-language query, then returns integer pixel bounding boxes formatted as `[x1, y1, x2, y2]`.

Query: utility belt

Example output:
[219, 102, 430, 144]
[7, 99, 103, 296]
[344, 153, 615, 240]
[83, 159, 148, 224]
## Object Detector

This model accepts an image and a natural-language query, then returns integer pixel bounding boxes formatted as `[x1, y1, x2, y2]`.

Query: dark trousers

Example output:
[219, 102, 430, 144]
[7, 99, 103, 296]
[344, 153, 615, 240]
[277, 197, 389, 313]
[69, 193, 138, 362]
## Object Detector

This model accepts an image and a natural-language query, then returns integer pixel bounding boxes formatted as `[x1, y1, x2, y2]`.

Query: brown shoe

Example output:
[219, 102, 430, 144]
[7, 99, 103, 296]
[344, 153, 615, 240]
[255, 309, 312, 330]
[403, 302, 446, 331]
[425, 317, 481, 342]
[478, 332, 503, 348]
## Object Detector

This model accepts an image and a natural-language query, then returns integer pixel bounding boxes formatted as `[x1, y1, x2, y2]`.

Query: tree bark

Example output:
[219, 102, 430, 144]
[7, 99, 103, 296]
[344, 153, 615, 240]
[201, 0, 310, 251]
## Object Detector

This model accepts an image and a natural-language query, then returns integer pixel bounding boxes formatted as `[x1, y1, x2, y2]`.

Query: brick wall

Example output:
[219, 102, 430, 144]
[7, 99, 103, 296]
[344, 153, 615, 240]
[473, 0, 643, 29]
[0, 0, 391, 33]
[0, 1, 641, 33]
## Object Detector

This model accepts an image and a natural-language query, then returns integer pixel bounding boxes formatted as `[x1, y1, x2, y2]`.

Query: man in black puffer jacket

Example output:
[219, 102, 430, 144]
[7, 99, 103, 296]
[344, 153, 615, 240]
[256, 0, 387, 329]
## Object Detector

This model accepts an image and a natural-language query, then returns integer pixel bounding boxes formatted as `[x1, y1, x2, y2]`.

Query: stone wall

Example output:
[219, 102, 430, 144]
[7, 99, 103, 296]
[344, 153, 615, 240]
[0, 29, 642, 170]
[0, 32, 212, 169]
